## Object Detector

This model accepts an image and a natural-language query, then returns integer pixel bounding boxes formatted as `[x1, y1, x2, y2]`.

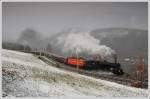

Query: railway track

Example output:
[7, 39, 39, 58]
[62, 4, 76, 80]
[22, 50, 148, 88]
[39, 55, 148, 88]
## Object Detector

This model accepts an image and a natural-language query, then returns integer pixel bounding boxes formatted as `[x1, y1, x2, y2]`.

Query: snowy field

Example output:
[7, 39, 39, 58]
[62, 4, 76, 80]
[2, 49, 148, 97]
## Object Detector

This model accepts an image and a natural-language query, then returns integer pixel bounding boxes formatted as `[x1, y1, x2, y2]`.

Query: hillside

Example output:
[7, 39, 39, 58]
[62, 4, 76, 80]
[91, 28, 148, 59]
[2, 49, 148, 97]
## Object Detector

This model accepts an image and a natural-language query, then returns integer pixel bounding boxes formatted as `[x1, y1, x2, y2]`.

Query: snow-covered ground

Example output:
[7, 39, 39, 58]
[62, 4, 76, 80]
[2, 49, 148, 97]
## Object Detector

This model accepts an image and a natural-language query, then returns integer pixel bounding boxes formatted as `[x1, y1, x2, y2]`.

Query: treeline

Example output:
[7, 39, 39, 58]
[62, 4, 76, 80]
[2, 42, 53, 53]
[2, 42, 31, 52]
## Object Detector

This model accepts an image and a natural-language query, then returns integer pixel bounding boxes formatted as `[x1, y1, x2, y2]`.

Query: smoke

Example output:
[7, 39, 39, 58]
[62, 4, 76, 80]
[56, 31, 115, 60]
[17, 28, 45, 50]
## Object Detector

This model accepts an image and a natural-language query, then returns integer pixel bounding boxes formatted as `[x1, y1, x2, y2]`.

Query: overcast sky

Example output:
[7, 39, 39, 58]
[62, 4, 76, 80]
[2, 2, 148, 41]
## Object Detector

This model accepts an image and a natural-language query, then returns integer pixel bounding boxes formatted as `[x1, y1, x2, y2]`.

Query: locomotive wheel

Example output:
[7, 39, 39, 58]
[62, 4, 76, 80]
[112, 69, 124, 75]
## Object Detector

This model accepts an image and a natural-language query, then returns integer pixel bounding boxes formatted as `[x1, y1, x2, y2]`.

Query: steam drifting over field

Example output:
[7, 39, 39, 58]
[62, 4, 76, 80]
[56, 31, 115, 60]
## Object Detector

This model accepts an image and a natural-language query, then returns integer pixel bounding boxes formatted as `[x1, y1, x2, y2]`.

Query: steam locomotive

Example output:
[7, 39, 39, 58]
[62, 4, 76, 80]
[51, 55, 124, 75]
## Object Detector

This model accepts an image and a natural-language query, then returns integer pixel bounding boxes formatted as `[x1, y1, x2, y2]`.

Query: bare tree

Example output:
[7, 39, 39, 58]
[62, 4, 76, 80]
[136, 56, 145, 81]
[132, 56, 145, 88]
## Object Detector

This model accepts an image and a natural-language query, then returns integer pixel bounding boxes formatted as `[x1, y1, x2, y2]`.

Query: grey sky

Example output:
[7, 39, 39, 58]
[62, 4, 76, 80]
[2, 2, 148, 41]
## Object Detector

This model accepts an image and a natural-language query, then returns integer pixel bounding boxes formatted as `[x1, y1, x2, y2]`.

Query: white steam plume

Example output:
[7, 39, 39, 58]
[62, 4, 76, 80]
[57, 31, 115, 59]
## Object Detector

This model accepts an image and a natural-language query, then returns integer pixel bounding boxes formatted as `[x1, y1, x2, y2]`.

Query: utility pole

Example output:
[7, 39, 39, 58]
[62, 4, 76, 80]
[24, 45, 25, 52]
[76, 47, 79, 70]
[23, 40, 28, 52]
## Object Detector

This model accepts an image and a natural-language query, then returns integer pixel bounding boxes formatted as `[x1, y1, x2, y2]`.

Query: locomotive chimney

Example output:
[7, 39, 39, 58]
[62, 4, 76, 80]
[113, 54, 118, 63]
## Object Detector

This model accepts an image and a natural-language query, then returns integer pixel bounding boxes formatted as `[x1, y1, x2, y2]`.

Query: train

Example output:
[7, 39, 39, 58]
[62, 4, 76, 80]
[51, 55, 124, 75]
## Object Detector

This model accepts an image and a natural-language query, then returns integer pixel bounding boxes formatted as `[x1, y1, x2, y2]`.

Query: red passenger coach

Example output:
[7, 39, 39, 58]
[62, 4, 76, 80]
[66, 57, 86, 69]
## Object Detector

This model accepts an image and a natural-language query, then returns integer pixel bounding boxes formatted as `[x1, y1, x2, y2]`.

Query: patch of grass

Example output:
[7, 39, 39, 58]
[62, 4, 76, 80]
[32, 67, 104, 91]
